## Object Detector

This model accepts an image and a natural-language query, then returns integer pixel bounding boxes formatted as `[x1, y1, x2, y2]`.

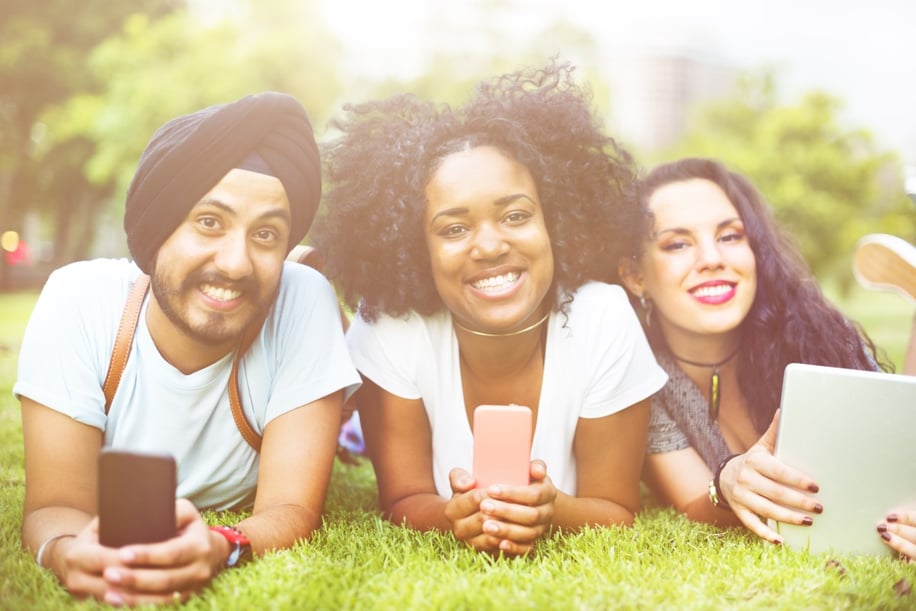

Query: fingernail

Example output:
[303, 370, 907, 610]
[480, 500, 495, 513]
[483, 521, 499, 534]
[772, 536, 783, 545]
[104, 591, 124, 606]
[802, 516, 813, 526]
[119, 548, 136, 562]
[877, 523, 887, 533]
[807, 483, 820, 493]
[887, 513, 899, 523]
[881, 531, 892, 542]
[105, 568, 122, 583]
[812, 503, 824, 515]
[489, 486, 502, 496]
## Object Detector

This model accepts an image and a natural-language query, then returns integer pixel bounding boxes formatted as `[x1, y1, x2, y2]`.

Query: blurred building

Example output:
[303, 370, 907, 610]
[604, 51, 738, 153]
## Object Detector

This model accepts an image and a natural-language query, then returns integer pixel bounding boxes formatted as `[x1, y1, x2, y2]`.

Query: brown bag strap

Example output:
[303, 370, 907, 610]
[103, 273, 262, 452]
[103, 274, 150, 412]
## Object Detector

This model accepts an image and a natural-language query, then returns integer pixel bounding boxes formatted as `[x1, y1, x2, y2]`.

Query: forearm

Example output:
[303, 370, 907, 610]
[680, 492, 743, 527]
[551, 491, 637, 531]
[22, 505, 93, 580]
[236, 502, 324, 555]
[385, 493, 452, 532]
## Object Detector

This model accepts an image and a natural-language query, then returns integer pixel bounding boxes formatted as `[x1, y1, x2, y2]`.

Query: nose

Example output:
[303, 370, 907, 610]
[470, 222, 510, 260]
[695, 237, 725, 271]
[213, 232, 254, 279]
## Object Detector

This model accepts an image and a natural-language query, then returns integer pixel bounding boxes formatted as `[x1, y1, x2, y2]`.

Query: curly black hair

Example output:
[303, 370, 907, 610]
[312, 60, 643, 321]
[631, 158, 891, 433]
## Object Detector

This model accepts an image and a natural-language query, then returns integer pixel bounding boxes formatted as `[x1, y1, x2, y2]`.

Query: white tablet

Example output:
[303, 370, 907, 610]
[770, 363, 916, 557]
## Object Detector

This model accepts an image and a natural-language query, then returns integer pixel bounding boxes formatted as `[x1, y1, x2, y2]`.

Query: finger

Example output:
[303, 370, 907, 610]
[482, 517, 546, 546]
[104, 559, 213, 595]
[730, 466, 822, 524]
[449, 467, 476, 493]
[878, 523, 916, 562]
[529, 460, 548, 483]
[496, 537, 536, 557]
[738, 453, 821, 510]
[886, 508, 916, 527]
[487, 477, 557, 507]
[103, 585, 197, 607]
[730, 505, 784, 545]
[480, 496, 553, 529]
[758, 409, 780, 453]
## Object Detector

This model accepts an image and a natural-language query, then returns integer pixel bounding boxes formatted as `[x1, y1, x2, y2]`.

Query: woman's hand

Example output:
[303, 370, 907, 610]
[477, 460, 557, 556]
[718, 411, 823, 544]
[444, 468, 499, 553]
[878, 509, 916, 562]
[94, 499, 224, 606]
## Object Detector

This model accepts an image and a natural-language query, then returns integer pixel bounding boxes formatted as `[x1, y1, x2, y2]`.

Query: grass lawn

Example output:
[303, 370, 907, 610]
[1, 289, 913, 610]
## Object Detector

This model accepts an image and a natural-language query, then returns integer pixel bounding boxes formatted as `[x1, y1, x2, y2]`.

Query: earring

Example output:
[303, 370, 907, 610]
[639, 294, 653, 328]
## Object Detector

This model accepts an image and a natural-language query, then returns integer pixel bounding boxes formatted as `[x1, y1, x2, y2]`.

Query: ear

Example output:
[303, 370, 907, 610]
[617, 256, 645, 297]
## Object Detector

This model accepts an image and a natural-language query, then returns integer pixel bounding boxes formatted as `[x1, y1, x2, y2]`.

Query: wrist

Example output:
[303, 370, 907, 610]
[708, 453, 740, 511]
[209, 525, 251, 569]
[35, 533, 76, 577]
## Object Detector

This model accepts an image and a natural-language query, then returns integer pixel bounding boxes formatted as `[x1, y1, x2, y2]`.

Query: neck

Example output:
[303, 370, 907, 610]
[452, 310, 550, 338]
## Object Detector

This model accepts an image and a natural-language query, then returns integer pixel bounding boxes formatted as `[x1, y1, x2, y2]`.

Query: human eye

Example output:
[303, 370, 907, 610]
[253, 228, 281, 244]
[719, 227, 746, 243]
[438, 224, 468, 238]
[660, 239, 690, 252]
[504, 210, 532, 225]
[196, 215, 221, 231]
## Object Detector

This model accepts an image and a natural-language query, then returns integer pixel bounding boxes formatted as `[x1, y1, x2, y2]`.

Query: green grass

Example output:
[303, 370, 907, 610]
[1, 290, 913, 610]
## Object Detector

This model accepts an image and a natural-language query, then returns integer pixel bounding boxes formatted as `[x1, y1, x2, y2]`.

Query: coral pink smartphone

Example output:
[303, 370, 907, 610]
[472, 404, 532, 489]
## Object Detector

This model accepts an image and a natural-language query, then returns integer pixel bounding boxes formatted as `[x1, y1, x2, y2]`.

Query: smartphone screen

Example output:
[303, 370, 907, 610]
[98, 448, 177, 547]
[472, 404, 532, 489]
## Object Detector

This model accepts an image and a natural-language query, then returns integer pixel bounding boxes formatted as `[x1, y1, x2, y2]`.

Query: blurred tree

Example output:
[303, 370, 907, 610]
[662, 71, 915, 285]
[22, 0, 342, 269]
[0, 0, 180, 287]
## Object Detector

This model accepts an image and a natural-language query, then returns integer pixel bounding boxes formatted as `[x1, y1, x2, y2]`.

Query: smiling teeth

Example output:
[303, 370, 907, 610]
[472, 272, 519, 290]
[692, 284, 732, 298]
[202, 284, 241, 302]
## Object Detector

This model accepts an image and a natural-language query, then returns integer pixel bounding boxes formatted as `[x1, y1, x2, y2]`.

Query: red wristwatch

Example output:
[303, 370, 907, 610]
[209, 525, 251, 568]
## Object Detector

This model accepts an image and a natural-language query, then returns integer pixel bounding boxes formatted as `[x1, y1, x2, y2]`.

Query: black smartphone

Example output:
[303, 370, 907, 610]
[98, 448, 177, 547]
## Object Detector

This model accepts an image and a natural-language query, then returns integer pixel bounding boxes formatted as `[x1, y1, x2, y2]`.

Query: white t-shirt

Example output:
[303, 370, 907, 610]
[347, 281, 667, 497]
[15, 258, 361, 510]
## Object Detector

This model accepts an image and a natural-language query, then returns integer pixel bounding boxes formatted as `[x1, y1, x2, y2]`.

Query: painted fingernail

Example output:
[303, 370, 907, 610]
[887, 513, 899, 523]
[807, 483, 820, 493]
[772, 536, 783, 545]
[881, 531, 892, 542]
[802, 516, 813, 526]
[812, 503, 824, 514]
[877, 523, 888, 533]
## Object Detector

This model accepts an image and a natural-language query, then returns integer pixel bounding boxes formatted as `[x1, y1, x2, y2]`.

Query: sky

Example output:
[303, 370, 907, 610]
[321, 0, 916, 166]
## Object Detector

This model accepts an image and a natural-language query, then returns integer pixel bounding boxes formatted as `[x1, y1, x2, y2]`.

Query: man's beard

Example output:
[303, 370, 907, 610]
[150, 268, 274, 346]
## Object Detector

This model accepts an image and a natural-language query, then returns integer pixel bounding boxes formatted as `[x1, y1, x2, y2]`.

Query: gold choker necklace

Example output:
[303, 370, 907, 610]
[671, 347, 740, 421]
[452, 311, 551, 338]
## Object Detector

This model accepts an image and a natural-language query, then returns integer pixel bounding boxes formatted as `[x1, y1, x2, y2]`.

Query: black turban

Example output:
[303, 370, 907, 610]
[124, 91, 321, 273]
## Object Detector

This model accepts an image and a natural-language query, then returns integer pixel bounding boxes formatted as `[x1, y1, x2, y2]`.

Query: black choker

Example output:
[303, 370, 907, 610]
[671, 347, 740, 421]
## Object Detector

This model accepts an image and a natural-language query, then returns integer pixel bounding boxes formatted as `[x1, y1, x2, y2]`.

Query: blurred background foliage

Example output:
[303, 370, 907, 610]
[1, 0, 913, 291]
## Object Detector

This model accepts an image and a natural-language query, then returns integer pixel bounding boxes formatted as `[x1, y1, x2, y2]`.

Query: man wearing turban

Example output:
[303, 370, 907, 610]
[15, 92, 360, 605]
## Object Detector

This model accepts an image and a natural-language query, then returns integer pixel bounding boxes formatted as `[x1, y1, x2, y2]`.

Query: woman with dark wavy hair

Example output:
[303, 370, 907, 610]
[314, 60, 667, 556]
[618, 157, 901, 547]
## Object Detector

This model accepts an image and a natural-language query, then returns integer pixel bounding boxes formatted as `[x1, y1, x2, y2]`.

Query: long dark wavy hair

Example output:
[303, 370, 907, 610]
[631, 158, 890, 433]
[313, 60, 643, 322]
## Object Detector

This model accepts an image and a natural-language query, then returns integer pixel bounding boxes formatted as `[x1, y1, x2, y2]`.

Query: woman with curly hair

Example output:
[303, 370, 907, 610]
[617, 157, 904, 548]
[313, 61, 667, 556]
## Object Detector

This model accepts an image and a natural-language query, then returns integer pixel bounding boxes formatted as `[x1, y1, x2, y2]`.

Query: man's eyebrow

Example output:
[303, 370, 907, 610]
[193, 198, 291, 224]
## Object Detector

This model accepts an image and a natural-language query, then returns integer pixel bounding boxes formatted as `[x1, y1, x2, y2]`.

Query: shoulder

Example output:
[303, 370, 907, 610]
[45, 258, 140, 291]
[564, 281, 636, 327]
